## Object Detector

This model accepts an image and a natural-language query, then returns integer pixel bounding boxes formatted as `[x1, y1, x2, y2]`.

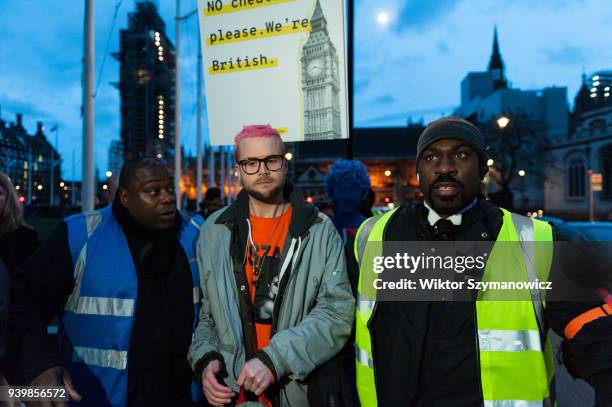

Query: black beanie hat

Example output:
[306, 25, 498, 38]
[416, 116, 489, 177]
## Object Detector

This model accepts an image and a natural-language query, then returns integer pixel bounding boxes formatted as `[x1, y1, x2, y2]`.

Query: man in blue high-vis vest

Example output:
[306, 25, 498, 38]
[6, 158, 204, 406]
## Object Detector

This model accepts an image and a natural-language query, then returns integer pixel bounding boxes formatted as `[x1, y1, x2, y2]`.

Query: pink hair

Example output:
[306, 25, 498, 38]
[234, 124, 283, 159]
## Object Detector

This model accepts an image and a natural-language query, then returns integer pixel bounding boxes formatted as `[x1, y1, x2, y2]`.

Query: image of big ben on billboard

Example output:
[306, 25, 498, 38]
[301, 0, 342, 141]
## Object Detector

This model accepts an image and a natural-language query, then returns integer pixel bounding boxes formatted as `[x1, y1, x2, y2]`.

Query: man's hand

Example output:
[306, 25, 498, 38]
[27, 366, 81, 407]
[201, 359, 235, 406]
[236, 358, 275, 396]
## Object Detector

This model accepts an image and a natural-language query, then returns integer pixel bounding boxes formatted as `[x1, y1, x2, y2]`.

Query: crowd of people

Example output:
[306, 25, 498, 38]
[0, 117, 611, 406]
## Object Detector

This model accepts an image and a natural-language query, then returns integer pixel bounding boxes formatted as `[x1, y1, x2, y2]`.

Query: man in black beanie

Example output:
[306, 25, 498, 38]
[348, 115, 612, 406]
[415, 115, 489, 218]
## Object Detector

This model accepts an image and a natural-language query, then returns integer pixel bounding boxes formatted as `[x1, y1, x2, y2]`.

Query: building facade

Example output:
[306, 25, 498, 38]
[455, 28, 569, 210]
[300, 0, 341, 141]
[545, 72, 612, 220]
[108, 140, 124, 178]
[0, 113, 61, 206]
[290, 125, 424, 205]
[114, 1, 176, 163]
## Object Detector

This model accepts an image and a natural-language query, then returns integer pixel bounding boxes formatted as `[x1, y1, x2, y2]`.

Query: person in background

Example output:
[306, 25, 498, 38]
[325, 160, 371, 242]
[6, 158, 204, 406]
[358, 188, 377, 219]
[0, 172, 39, 277]
[198, 187, 223, 220]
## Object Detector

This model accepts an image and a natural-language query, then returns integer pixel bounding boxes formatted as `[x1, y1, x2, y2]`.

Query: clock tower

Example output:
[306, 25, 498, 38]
[301, 0, 342, 141]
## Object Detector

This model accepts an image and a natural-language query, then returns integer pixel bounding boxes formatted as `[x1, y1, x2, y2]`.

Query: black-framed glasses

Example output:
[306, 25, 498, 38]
[238, 154, 285, 175]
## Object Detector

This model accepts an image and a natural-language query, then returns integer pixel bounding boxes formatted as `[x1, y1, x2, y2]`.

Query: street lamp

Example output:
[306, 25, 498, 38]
[497, 116, 510, 129]
[377, 12, 389, 25]
[384, 170, 392, 177]
[518, 169, 526, 177]
[487, 159, 494, 167]
[105, 170, 113, 178]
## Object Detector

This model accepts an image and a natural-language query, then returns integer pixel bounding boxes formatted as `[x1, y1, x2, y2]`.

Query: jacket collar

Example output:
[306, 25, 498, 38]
[414, 197, 502, 239]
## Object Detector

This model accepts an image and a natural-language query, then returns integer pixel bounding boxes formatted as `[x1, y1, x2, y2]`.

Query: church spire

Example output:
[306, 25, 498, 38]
[488, 26, 503, 72]
[488, 26, 507, 90]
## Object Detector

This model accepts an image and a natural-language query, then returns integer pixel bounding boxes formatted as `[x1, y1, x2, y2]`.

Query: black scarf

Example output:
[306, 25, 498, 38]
[112, 196, 181, 278]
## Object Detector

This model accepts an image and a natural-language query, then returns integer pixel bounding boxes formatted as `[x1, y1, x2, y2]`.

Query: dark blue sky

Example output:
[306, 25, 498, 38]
[1, 0, 610, 179]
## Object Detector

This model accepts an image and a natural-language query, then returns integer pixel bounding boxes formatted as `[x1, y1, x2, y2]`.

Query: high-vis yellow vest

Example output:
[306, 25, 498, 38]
[354, 207, 556, 407]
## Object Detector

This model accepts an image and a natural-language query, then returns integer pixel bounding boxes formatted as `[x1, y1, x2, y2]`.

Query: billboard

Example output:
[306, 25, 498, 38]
[198, 0, 348, 145]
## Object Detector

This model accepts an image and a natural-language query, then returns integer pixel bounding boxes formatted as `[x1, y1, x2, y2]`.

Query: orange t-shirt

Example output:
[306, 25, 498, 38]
[245, 205, 292, 350]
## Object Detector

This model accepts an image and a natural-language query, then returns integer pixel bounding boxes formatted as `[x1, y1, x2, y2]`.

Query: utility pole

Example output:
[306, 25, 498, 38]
[174, 0, 182, 209]
[196, 38, 203, 206]
[208, 145, 215, 187]
[230, 148, 237, 203]
[27, 150, 33, 205]
[346, 0, 354, 159]
[173, 5, 198, 208]
[50, 126, 60, 207]
[226, 149, 232, 204]
[220, 146, 225, 202]
[82, 0, 95, 212]
[233, 150, 239, 201]
[588, 169, 596, 221]
[72, 150, 76, 208]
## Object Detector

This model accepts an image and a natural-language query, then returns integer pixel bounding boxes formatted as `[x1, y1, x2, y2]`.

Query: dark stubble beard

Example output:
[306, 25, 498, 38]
[245, 183, 284, 204]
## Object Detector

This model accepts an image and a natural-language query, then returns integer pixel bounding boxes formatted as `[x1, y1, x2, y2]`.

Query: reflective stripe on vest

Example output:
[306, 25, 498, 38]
[478, 329, 541, 352]
[354, 206, 555, 407]
[73, 346, 128, 370]
[484, 400, 552, 407]
[62, 206, 204, 406]
[66, 296, 135, 317]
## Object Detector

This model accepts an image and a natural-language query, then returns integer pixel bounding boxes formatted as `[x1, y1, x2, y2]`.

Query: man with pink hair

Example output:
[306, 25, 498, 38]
[189, 125, 355, 406]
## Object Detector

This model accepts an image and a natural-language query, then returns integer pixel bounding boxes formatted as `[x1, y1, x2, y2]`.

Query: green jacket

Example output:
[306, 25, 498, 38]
[188, 185, 355, 406]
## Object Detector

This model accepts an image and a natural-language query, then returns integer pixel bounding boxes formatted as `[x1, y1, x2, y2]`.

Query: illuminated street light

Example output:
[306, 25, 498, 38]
[497, 116, 510, 129]
[106, 171, 113, 178]
[59, 182, 65, 187]
[518, 169, 526, 177]
[37, 185, 43, 190]
[487, 159, 494, 167]
[377, 12, 389, 25]
[285, 152, 293, 161]
[102, 184, 108, 190]
[384, 170, 392, 177]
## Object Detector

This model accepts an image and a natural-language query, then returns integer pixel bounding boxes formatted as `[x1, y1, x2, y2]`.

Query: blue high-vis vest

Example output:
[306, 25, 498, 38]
[62, 206, 203, 406]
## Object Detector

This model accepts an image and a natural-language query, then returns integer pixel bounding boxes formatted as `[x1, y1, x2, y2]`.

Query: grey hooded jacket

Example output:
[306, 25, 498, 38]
[188, 185, 355, 406]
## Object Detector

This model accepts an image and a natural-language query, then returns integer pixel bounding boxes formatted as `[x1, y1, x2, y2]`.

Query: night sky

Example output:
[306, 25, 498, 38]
[0, 0, 610, 179]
